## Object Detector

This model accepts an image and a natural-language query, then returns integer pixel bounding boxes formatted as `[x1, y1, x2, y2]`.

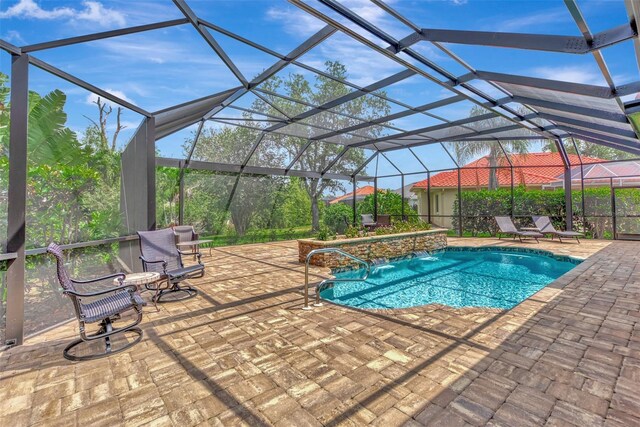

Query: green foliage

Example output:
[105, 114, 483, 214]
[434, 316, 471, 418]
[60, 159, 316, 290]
[189, 61, 390, 233]
[315, 225, 336, 241]
[453, 187, 565, 236]
[374, 221, 431, 235]
[544, 138, 636, 161]
[452, 186, 624, 239]
[322, 202, 352, 234]
[0, 72, 125, 247]
[344, 225, 367, 238]
[358, 190, 410, 220]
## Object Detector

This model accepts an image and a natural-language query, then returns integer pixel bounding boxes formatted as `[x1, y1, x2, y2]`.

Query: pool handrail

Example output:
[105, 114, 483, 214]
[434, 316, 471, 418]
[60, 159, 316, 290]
[304, 248, 370, 310]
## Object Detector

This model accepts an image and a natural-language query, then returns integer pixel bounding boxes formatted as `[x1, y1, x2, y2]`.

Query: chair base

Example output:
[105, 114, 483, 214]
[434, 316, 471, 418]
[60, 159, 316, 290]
[64, 327, 143, 361]
[152, 284, 198, 303]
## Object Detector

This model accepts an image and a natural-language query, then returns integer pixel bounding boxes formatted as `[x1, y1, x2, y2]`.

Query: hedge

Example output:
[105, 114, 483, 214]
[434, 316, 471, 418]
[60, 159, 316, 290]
[452, 186, 619, 238]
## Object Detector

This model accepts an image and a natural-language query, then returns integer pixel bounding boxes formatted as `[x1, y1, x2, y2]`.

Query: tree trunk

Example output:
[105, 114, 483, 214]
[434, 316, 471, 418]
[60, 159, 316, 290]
[311, 197, 320, 231]
[488, 154, 499, 190]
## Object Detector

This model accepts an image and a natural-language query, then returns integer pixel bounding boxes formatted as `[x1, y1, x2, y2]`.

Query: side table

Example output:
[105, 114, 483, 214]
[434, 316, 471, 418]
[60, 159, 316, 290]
[115, 272, 162, 310]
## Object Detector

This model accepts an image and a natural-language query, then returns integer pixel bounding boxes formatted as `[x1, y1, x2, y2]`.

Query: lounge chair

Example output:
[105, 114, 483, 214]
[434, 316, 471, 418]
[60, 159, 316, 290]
[47, 243, 144, 361]
[361, 214, 377, 230]
[361, 214, 391, 231]
[494, 216, 543, 243]
[138, 228, 205, 302]
[533, 216, 584, 243]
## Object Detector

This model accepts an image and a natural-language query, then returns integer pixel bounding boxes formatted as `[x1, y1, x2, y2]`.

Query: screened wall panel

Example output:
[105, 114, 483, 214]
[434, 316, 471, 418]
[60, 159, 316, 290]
[190, 123, 263, 165]
[24, 244, 124, 338]
[26, 67, 135, 249]
[0, 51, 9, 253]
[182, 170, 237, 237]
[457, 166, 513, 236]
[156, 166, 180, 229]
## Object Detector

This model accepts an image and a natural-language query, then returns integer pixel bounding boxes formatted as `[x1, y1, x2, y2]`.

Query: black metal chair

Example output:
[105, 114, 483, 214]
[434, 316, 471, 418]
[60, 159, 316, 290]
[138, 228, 205, 302]
[47, 243, 144, 361]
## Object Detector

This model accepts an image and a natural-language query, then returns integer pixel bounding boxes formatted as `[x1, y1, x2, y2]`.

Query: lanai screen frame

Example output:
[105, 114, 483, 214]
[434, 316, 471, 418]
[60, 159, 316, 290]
[2, 0, 640, 346]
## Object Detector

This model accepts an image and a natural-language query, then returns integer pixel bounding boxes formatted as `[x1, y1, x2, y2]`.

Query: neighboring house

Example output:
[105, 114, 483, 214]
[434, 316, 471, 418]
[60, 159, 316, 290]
[393, 182, 419, 211]
[411, 152, 601, 228]
[544, 160, 640, 189]
[329, 185, 378, 206]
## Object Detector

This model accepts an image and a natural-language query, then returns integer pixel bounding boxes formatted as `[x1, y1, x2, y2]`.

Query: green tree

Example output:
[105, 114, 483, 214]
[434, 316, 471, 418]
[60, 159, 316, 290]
[185, 61, 391, 231]
[247, 61, 390, 230]
[357, 190, 410, 219]
[448, 106, 529, 190]
[0, 73, 125, 246]
[543, 138, 636, 160]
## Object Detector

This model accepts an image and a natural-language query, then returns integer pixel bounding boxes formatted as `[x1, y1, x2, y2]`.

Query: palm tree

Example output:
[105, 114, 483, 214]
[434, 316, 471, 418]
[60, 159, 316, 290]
[448, 106, 529, 190]
[0, 72, 82, 166]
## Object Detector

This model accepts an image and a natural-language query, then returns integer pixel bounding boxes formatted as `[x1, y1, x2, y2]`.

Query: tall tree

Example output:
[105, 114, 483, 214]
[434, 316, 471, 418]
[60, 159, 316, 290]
[448, 106, 529, 190]
[186, 61, 391, 231]
[249, 61, 390, 229]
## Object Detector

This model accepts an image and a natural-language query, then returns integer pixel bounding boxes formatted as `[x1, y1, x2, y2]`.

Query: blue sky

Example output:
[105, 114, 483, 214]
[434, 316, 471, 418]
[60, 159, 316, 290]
[0, 0, 636, 183]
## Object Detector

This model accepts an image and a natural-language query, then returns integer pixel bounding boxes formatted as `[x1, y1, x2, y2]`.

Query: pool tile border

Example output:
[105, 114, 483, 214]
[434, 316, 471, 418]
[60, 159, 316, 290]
[330, 245, 582, 275]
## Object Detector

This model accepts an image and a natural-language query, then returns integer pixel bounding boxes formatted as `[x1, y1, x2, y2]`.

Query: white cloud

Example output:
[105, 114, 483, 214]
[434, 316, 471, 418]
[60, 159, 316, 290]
[86, 88, 135, 108]
[3, 30, 25, 44]
[265, 6, 325, 37]
[0, 0, 126, 27]
[499, 9, 569, 32]
[531, 66, 606, 85]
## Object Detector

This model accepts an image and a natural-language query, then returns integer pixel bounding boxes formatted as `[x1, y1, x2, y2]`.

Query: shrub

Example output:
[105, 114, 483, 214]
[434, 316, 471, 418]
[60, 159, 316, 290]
[322, 203, 352, 234]
[452, 186, 620, 239]
[315, 225, 336, 241]
[344, 225, 366, 238]
[374, 221, 430, 235]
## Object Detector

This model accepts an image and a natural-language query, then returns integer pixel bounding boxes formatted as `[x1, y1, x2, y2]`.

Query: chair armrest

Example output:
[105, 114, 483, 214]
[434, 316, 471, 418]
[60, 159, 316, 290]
[139, 256, 168, 273]
[64, 284, 139, 298]
[70, 272, 126, 285]
[178, 250, 203, 265]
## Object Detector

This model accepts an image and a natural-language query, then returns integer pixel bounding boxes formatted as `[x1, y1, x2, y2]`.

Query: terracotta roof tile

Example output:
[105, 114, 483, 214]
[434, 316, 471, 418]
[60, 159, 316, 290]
[412, 152, 602, 190]
[330, 185, 379, 204]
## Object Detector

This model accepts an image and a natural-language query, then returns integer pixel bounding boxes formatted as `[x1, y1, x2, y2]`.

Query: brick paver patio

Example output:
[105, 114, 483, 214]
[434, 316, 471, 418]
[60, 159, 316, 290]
[1, 238, 638, 426]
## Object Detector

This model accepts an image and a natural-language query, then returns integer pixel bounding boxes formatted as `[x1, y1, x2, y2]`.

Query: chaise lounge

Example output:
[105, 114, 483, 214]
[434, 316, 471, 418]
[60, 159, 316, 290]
[495, 216, 543, 243]
[533, 216, 584, 243]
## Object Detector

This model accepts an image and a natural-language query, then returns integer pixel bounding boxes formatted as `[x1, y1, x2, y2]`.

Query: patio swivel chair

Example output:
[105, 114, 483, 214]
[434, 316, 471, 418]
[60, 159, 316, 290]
[47, 243, 144, 361]
[173, 225, 198, 245]
[173, 225, 209, 257]
[138, 228, 205, 302]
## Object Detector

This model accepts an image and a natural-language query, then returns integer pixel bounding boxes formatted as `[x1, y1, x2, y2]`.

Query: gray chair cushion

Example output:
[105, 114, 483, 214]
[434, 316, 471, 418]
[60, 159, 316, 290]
[166, 264, 204, 279]
[81, 292, 145, 323]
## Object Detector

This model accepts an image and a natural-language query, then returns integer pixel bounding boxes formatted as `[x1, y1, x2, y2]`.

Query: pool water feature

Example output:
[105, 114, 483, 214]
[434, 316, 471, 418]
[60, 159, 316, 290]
[320, 248, 579, 310]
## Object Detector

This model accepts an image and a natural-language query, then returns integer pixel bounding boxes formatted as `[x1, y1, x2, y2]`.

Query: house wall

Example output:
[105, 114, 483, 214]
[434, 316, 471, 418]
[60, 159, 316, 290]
[414, 188, 457, 229]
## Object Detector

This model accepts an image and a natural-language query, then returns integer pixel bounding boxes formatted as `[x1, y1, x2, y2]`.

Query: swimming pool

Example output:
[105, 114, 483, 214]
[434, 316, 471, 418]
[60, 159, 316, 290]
[319, 247, 580, 310]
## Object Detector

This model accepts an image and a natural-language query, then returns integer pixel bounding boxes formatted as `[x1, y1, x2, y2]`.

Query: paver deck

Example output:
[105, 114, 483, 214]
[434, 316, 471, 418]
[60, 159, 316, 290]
[1, 238, 638, 426]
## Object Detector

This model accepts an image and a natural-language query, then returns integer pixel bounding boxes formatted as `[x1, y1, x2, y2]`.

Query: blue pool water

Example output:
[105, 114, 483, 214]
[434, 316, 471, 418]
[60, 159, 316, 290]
[320, 248, 578, 310]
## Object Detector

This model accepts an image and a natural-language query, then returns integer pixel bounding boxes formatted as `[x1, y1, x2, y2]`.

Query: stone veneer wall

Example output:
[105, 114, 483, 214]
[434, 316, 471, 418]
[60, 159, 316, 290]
[298, 229, 448, 268]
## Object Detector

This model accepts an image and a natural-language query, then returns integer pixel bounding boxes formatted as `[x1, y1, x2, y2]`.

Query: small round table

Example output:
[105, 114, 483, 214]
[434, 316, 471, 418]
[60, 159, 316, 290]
[114, 272, 162, 309]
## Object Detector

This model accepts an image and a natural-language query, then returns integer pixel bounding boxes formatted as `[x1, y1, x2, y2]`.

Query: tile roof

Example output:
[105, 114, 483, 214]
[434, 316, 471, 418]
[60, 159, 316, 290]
[330, 185, 378, 204]
[412, 152, 602, 190]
